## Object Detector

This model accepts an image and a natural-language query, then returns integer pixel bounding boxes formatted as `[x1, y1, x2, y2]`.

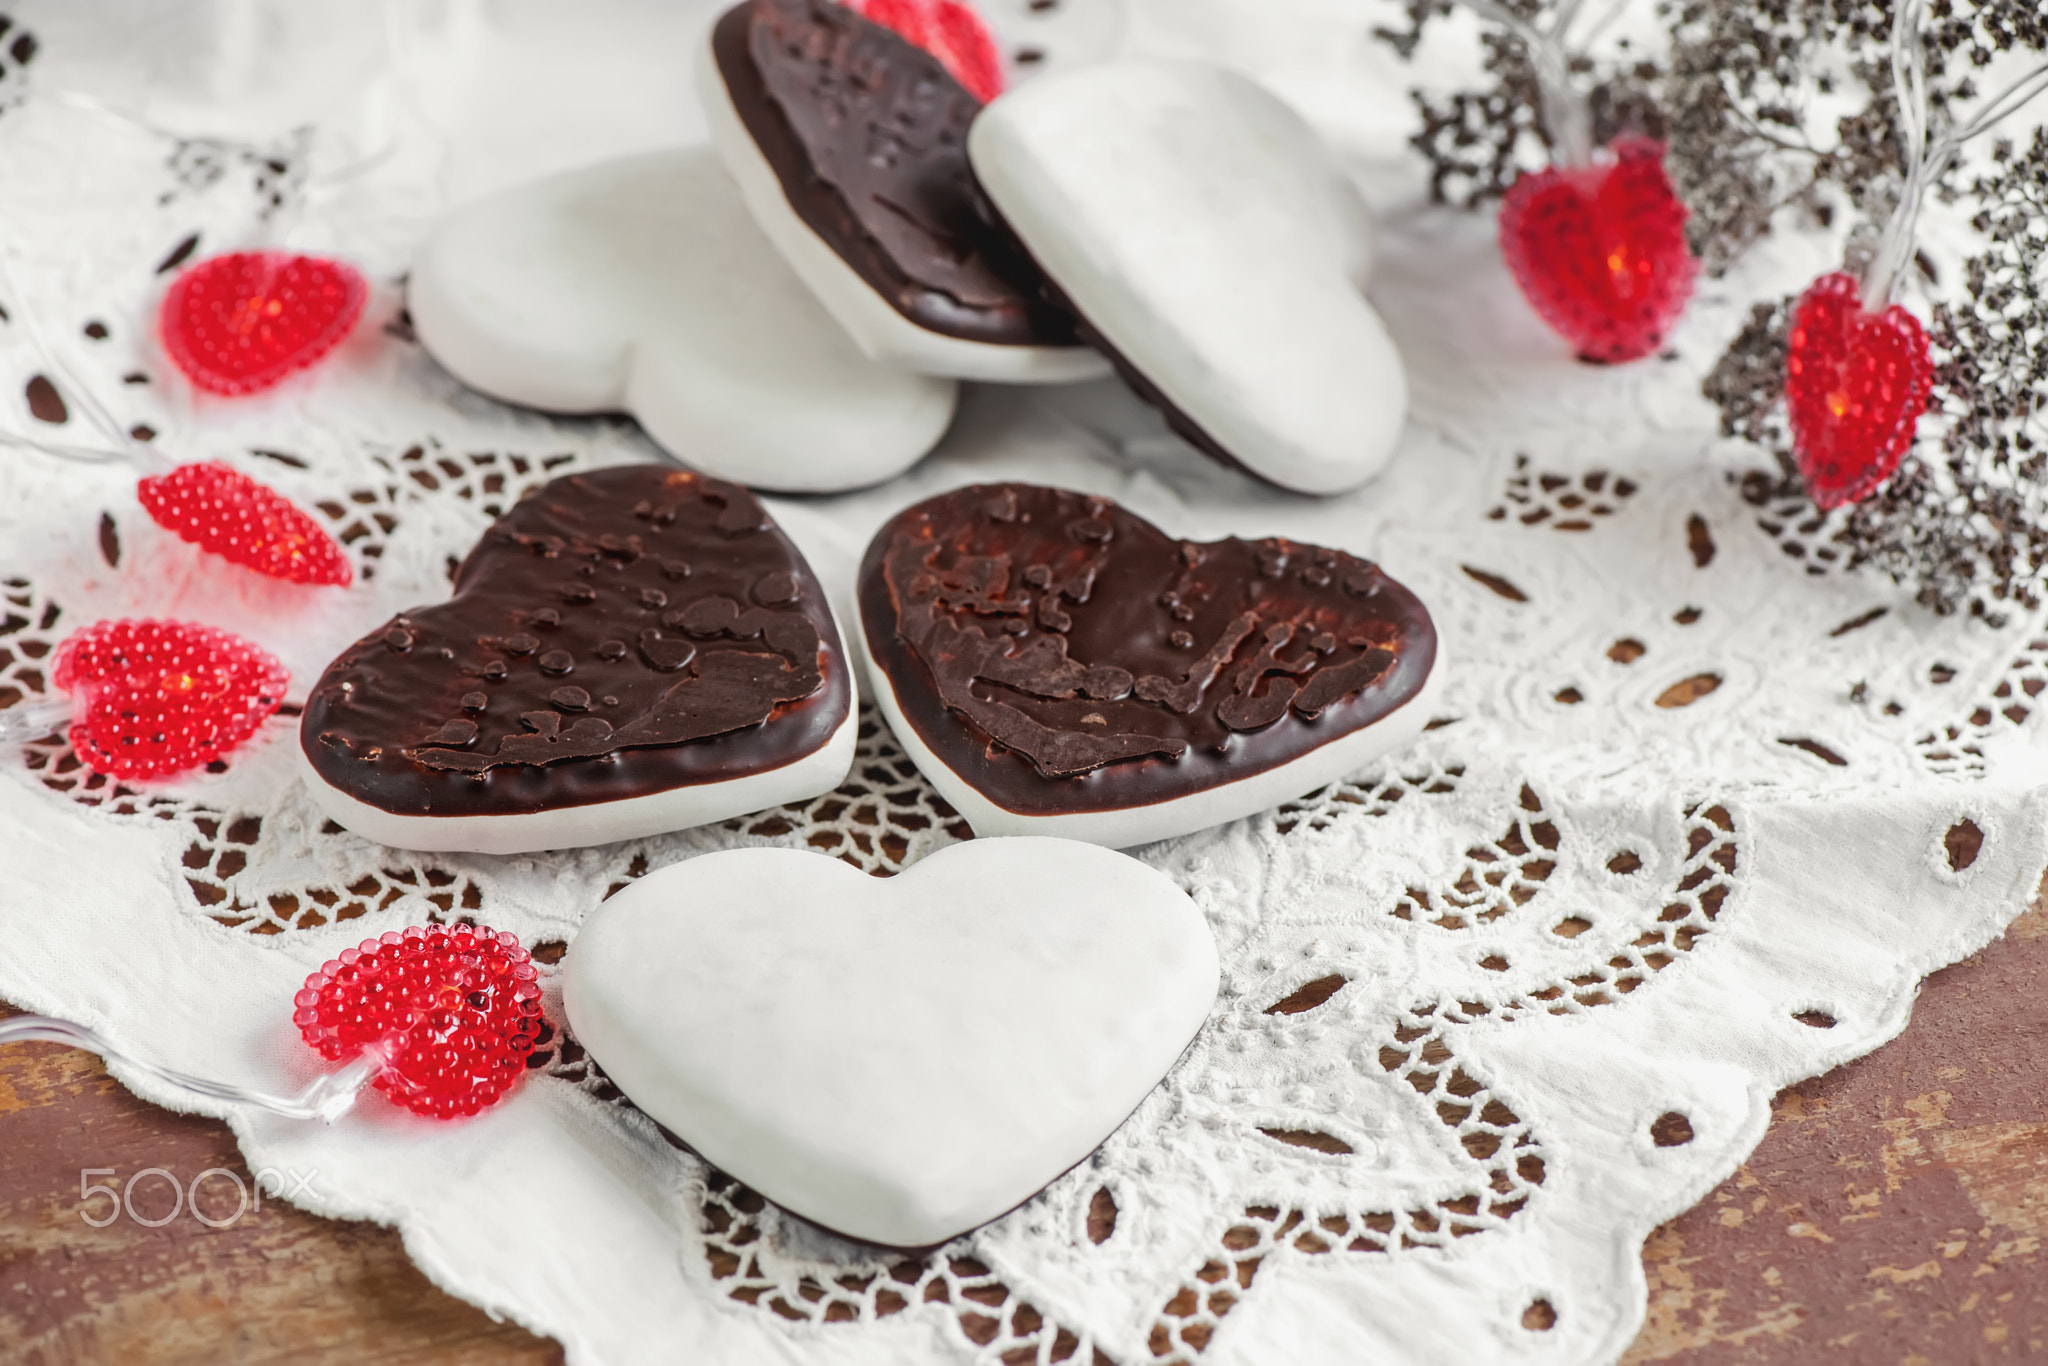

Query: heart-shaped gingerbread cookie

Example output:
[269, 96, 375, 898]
[968, 61, 1405, 494]
[300, 465, 854, 853]
[858, 484, 1438, 847]
[563, 839, 1218, 1248]
[408, 149, 957, 494]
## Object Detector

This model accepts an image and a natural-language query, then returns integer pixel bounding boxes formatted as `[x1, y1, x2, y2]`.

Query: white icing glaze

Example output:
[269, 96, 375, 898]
[696, 32, 1110, 386]
[854, 594, 1445, 848]
[969, 61, 1406, 494]
[408, 148, 957, 494]
[562, 838, 1219, 1248]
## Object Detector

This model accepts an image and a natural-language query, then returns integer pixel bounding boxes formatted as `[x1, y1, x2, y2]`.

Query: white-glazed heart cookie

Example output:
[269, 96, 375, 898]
[408, 148, 957, 494]
[969, 61, 1408, 495]
[562, 839, 1219, 1248]
[699, 0, 1108, 385]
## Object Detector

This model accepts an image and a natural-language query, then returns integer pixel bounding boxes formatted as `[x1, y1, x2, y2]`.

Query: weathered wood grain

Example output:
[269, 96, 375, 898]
[1626, 902, 2048, 1362]
[0, 1006, 563, 1366]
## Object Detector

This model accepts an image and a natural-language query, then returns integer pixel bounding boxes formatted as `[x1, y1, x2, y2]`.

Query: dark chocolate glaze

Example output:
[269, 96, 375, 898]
[713, 0, 1081, 349]
[858, 483, 1435, 817]
[302, 466, 850, 819]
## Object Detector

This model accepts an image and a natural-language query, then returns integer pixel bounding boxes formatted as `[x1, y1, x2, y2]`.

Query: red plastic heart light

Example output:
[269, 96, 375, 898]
[1783, 271, 1933, 509]
[295, 924, 544, 1119]
[136, 460, 353, 586]
[849, 0, 1004, 102]
[160, 251, 367, 396]
[1498, 137, 1698, 364]
[53, 619, 290, 780]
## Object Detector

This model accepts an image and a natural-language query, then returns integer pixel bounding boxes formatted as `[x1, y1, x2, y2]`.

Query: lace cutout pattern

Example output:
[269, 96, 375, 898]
[1388, 782, 1556, 930]
[20, 725, 493, 935]
[1132, 799, 1740, 1362]
[162, 126, 311, 218]
[1916, 635, 2048, 776]
[0, 574, 57, 709]
[1739, 473, 1849, 577]
[699, 1175, 1108, 1364]
[1141, 1022, 1549, 1360]
[1486, 455, 1639, 530]
[1429, 801, 1737, 1018]
[376, 438, 581, 519]
[727, 710, 973, 876]
[309, 441, 583, 584]
[1270, 759, 1463, 835]
[198, 826, 489, 935]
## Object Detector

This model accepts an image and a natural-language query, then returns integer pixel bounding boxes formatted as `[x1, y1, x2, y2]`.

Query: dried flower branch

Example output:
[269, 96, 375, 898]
[1381, 0, 1664, 207]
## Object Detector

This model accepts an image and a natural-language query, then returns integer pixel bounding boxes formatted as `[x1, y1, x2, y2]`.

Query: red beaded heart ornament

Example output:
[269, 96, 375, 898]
[136, 460, 353, 585]
[849, 0, 1004, 102]
[1783, 271, 1934, 509]
[1498, 137, 1698, 364]
[53, 618, 289, 780]
[295, 924, 544, 1119]
[160, 251, 368, 396]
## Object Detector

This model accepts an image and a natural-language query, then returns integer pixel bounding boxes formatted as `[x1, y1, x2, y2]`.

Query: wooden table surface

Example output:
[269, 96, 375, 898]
[5, 898, 2045, 1365]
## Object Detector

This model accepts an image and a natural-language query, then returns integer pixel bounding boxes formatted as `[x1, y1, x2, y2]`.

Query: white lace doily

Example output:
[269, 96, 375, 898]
[2, 3, 2045, 1364]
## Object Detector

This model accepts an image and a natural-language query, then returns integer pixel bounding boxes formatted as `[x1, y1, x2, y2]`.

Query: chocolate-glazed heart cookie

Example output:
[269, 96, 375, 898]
[300, 466, 855, 853]
[700, 0, 1105, 385]
[857, 484, 1439, 847]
